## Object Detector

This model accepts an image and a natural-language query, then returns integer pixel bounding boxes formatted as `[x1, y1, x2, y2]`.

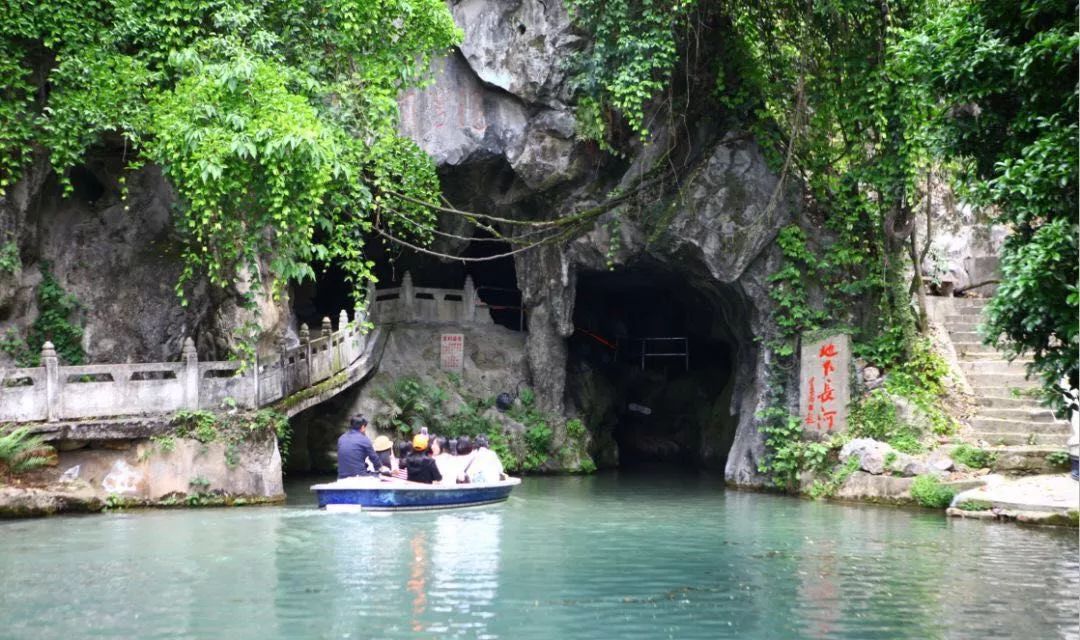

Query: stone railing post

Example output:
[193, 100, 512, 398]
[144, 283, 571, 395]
[182, 337, 199, 410]
[401, 270, 415, 320]
[463, 275, 477, 323]
[321, 316, 332, 338]
[338, 309, 349, 333]
[42, 342, 59, 422]
[354, 303, 367, 353]
[365, 280, 376, 323]
[300, 322, 311, 386]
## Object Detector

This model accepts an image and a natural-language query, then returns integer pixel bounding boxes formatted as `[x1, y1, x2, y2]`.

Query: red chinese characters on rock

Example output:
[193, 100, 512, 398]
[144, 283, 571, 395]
[805, 342, 839, 431]
[440, 334, 464, 371]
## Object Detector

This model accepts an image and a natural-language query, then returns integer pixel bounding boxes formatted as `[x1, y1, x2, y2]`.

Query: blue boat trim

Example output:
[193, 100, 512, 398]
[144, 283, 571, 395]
[310, 477, 521, 512]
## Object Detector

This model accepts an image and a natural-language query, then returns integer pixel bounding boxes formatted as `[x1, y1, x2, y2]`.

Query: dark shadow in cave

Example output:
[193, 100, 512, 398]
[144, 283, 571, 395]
[568, 262, 748, 471]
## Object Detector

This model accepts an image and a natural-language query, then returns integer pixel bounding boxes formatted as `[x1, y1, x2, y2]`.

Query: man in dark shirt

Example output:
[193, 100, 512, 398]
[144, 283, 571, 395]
[336, 416, 382, 478]
[405, 433, 442, 484]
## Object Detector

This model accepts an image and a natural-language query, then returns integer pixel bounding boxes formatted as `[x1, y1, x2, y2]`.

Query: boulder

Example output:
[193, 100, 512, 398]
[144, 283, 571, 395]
[840, 438, 896, 475]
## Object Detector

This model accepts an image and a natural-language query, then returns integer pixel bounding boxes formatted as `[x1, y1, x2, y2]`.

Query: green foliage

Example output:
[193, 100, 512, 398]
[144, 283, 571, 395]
[0, 426, 49, 475]
[807, 456, 860, 500]
[565, 418, 585, 440]
[0, 0, 461, 319]
[955, 499, 992, 512]
[174, 410, 218, 443]
[910, 474, 956, 509]
[756, 407, 839, 492]
[895, 0, 1078, 398]
[952, 444, 997, 470]
[375, 376, 448, 435]
[565, 0, 696, 143]
[1, 265, 85, 366]
[151, 434, 177, 454]
[0, 241, 19, 275]
[1046, 451, 1069, 467]
[518, 387, 535, 409]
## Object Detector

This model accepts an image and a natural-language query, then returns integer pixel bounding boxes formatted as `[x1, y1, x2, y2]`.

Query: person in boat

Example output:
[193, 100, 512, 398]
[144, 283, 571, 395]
[405, 433, 442, 484]
[392, 441, 411, 480]
[454, 435, 474, 483]
[432, 436, 458, 480]
[336, 415, 382, 478]
[469, 435, 505, 483]
[372, 435, 394, 473]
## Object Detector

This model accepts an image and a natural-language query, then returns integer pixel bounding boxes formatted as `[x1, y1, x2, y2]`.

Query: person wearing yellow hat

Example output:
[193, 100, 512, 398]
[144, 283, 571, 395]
[404, 431, 442, 484]
[372, 435, 394, 473]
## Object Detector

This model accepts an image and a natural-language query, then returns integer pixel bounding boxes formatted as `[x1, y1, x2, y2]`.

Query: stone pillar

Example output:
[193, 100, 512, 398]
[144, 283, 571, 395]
[42, 341, 59, 422]
[365, 280, 377, 323]
[338, 309, 349, 333]
[299, 323, 311, 386]
[401, 271, 415, 320]
[182, 337, 199, 410]
[354, 303, 367, 353]
[321, 316, 332, 338]
[463, 275, 477, 323]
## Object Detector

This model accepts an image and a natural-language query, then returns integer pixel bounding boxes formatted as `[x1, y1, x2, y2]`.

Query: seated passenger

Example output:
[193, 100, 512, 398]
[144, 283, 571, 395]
[432, 436, 458, 480]
[392, 441, 411, 480]
[336, 416, 381, 479]
[455, 436, 475, 483]
[405, 434, 443, 484]
[469, 435, 505, 483]
[372, 435, 394, 473]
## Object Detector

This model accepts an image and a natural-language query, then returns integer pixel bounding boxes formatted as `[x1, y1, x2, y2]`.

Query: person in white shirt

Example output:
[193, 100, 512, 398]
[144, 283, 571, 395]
[468, 435, 505, 484]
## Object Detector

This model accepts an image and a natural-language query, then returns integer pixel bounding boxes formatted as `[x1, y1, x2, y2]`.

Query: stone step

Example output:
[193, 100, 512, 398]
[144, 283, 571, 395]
[976, 396, 1048, 409]
[949, 330, 989, 342]
[951, 342, 999, 355]
[945, 321, 982, 332]
[946, 315, 989, 323]
[968, 374, 1041, 389]
[958, 361, 1034, 374]
[970, 432, 1069, 446]
[979, 407, 1061, 422]
[988, 446, 1072, 475]
[969, 417, 1069, 434]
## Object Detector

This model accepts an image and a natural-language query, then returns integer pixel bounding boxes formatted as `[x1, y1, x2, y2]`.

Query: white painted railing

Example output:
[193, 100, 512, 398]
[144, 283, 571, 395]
[0, 273, 494, 424]
[0, 308, 368, 423]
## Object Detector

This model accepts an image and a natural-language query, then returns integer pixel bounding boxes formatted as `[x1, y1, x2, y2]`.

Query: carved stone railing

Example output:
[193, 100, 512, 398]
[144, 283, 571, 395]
[0, 307, 369, 423]
[369, 271, 490, 326]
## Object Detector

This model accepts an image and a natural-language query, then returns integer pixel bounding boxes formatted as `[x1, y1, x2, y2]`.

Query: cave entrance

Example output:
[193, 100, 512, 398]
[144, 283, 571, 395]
[568, 263, 748, 470]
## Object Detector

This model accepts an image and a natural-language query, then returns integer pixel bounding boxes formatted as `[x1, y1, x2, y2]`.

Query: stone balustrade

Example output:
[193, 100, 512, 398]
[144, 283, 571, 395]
[369, 272, 489, 326]
[0, 308, 368, 423]
[0, 273, 488, 425]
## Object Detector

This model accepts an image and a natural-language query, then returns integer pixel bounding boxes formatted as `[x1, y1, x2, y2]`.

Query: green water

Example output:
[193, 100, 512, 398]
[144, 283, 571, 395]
[0, 472, 1076, 639]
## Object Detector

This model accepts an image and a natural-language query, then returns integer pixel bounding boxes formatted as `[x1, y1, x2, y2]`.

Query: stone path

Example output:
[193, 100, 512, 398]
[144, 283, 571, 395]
[946, 298, 1070, 455]
[949, 474, 1079, 525]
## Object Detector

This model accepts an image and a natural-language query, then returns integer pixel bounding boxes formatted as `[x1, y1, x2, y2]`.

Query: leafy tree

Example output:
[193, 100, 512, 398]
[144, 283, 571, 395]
[0, 0, 460, 305]
[895, 0, 1078, 393]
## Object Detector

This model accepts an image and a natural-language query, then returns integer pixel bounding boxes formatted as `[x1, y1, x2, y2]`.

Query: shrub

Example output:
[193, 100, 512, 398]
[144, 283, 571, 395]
[952, 444, 997, 469]
[0, 426, 50, 474]
[910, 475, 955, 509]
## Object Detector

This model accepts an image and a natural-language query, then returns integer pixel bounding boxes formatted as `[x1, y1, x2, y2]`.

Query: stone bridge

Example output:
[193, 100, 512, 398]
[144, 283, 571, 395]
[0, 273, 493, 441]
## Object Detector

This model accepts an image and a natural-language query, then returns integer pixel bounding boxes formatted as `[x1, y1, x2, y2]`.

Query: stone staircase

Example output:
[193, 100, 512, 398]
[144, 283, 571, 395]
[945, 298, 1070, 457]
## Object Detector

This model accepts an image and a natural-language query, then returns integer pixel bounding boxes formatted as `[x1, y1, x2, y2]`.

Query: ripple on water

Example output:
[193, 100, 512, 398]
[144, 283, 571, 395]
[0, 473, 1076, 639]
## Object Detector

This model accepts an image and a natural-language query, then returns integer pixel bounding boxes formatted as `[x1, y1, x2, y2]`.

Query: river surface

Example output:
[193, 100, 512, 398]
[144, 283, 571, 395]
[1, 471, 1077, 639]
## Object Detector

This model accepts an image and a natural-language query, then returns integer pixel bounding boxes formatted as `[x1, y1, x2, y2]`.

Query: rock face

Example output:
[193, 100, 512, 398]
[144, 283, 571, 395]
[288, 322, 528, 473]
[0, 153, 293, 366]
[397, 1, 801, 484]
[840, 438, 896, 475]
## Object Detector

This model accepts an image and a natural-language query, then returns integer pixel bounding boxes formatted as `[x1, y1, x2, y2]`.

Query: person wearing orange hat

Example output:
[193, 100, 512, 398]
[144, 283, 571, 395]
[404, 431, 442, 484]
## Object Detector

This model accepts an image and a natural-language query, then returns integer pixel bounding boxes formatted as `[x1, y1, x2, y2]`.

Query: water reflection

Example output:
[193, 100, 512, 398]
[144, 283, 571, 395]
[0, 475, 1075, 640]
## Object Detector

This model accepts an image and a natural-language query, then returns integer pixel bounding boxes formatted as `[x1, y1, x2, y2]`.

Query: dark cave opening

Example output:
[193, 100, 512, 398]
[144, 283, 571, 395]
[569, 263, 746, 470]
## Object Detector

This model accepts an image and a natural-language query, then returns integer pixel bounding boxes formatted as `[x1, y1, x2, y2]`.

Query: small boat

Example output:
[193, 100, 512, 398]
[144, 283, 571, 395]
[310, 476, 521, 512]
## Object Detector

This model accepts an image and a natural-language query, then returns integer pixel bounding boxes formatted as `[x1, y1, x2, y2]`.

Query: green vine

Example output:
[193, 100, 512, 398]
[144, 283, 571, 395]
[1, 264, 84, 366]
[0, 0, 461, 313]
